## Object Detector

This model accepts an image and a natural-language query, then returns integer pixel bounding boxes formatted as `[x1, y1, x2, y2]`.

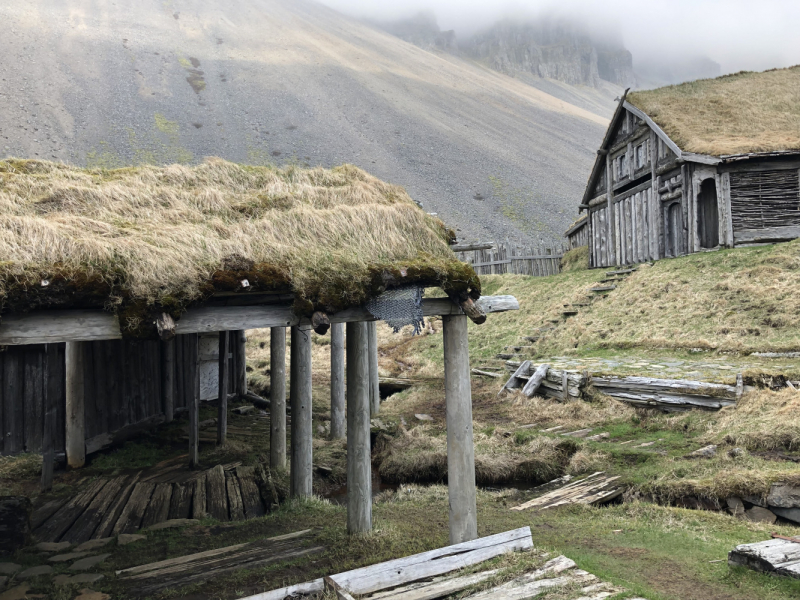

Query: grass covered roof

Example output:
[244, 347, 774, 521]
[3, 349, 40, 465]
[0, 158, 479, 337]
[627, 65, 800, 156]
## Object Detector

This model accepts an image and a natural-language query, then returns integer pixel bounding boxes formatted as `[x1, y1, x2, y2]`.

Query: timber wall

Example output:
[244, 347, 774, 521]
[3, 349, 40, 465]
[455, 243, 565, 276]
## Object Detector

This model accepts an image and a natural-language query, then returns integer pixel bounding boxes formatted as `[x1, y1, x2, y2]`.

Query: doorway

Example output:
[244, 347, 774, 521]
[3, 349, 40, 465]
[665, 202, 682, 257]
[697, 178, 719, 249]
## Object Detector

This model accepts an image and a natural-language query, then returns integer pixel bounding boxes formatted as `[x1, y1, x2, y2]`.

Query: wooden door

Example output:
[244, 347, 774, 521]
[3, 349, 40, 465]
[697, 179, 719, 249]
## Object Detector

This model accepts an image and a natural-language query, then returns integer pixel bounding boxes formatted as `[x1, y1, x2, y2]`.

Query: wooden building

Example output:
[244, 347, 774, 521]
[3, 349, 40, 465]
[0, 158, 517, 543]
[569, 66, 800, 267]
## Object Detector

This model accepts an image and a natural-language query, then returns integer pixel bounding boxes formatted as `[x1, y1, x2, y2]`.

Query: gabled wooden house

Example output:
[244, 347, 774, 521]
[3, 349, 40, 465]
[570, 66, 800, 267]
[0, 157, 517, 542]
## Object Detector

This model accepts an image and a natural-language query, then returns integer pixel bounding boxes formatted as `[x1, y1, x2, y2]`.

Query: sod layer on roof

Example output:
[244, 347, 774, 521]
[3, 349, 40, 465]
[0, 158, 478, 338]
[627, 65, 800, 156]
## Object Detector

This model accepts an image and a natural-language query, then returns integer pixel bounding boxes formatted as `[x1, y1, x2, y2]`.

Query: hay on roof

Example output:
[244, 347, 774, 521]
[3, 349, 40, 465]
[0, 158, 478, 337]
[627, 65, 800, 156]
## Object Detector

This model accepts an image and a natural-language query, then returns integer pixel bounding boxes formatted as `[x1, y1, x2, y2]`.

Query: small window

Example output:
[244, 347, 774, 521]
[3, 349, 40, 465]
[635, 144, 644, 169]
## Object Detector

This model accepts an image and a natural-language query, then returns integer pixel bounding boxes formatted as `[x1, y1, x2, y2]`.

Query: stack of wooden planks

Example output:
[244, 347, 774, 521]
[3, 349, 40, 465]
[238, 527, 643, 600]
[510, 472, 626, 512]
[728, 537, 800, 577]
[32, 457, 273, 543]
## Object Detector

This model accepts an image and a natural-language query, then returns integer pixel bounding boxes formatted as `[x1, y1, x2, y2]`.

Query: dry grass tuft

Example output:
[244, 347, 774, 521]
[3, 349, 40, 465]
[628, 65, 800, 155]
[560, 245, 588, 272]
[0, 158, 474, 327]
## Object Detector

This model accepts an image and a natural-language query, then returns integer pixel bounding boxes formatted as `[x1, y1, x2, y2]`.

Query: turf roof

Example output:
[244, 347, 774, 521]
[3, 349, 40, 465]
[0, 158, 479, 338]
[627, 65, 800, 156]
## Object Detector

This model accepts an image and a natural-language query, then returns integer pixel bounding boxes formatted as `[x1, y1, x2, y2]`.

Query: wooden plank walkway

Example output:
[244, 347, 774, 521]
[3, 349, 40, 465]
[33, 458, 271, 542]
[729, 536, 800, 577]
[511, 472, 626, 512]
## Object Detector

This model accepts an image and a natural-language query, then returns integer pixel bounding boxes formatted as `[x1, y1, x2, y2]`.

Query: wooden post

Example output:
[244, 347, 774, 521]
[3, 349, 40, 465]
[442, 314, 477, 544]
[217, 331, 230, 445]
[234, 330, 247, 396]
[290, 325, 312, 498]
[270, 327, 287, 469]
[368, 321, 380, 416]
[162, 338, 175, 423]
[562, 370, 570, 401]
[40, 344, 55, 491]
[65, 341, 86, 469]
[346, 321, 371, 534]
[330, 323, 346, 440]
[189, 334, 200, 469]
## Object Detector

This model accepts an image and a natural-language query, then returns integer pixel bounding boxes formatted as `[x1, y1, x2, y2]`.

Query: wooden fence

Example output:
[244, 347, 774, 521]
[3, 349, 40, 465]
[454, 242, 566, 276]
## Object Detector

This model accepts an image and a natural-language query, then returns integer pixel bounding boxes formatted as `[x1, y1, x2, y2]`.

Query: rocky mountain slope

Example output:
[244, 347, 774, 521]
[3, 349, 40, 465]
[0, 0, 617, 245]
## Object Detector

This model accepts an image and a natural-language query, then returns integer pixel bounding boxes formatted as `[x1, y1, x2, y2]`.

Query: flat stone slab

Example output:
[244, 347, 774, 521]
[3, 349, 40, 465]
[49, 551, 90, 563]
[74, 590, 111, 600]
[53, 575, 71, 586]
[69, 554, 111, 571]
[146, 518, 197, 531]
[117, 534, 146, 546]
[69, 574, 105, 584]
[35, 541, 71, 553]
[746, 506, 777, 524]
[0, 584, 29, 600]
[75, 538, 113, 552]
[18, 565, 53, 579]
[0, 565, 20, 576]
[0, 576, 6, 591]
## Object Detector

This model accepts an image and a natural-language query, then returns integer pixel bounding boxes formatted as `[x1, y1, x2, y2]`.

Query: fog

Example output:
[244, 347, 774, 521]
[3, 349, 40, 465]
[318, 0, 800, 76]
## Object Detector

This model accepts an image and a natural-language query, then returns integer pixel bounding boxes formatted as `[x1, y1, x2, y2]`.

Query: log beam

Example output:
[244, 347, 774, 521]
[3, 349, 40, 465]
[162, 339, 175, 423]
[346, 321, 372, 534]
[290, 326, 313, 498]
[65, 342, 86, 469]
[330, 323, 345, 440]
[189, 334, 200, 469]
[217, 331, 230, 445]
[368, 321, 380, 416]
[270, 327, 287, 469]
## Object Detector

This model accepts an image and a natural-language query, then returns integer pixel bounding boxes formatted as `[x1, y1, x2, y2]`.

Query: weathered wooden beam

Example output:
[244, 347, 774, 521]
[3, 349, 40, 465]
[189, 335, 200, 469]
[290, 326, 313, 498]
[162, 339, 176, 423]
[449, 242, 494, 252]
[217, 331, 230, 445]
[40, 344, 56, 491]
[234, 330, 247, 396]
[346, 321, 372, 534]
[522, 363, 550, 398]
[65, 342, 86, 469]
[368, 321, 380, 416]
[330, 323, 345, 440]
[442, 314, 477, 544]
[270, 327, 287, 469]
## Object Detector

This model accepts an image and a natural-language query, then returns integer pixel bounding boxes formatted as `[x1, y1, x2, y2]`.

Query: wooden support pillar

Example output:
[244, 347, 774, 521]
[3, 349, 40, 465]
[270, 327, 287, 470]
[367, 321, 380, 416]
[330, 323, 346, 440]
[162, 338, 175, 423]
[217, 331, 230, 445]
[234, 330, 247, 396]
[40, 344, 55, 491]
[189, 334, 200, 469]
[290, 325, 312, 498]
[65, 341, 86, 470]
[346, 321, 371, 534]
[442, 314, 477, 544]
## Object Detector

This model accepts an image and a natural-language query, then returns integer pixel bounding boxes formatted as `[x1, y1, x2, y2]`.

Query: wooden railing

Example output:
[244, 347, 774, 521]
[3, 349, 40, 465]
[453, 242, 566, 276]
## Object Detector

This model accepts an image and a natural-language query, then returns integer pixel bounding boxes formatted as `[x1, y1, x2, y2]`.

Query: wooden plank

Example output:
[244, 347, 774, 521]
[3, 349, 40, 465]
[168, 483, 194, 520]
[192, 473, 207, 519]
[113, 482, 157, 534]
[368, 569, 500, 600]
[62, 475, 128, 544]
[235, 466, 265, 519]
[189, 334, 200, 468]
[237, 580, 324, 600]
[330, 323, 345, 441]
[3, 348, 23, 454]
[734, 225, 800, 245]
[290, 326, 313, 498]
[34, 478, 108, 542]
[623, 102, 683, 157]
[728, 538, 800, 575]
[40, 345, 56, 491]
[346, 321, 372, 534]
[225, 471, 245, 521]
[330, 527, 533, 595]
[499, 360, 531, 396]
[217, 331, 230, 444]
[206, 465, 229, 521]
[0, 310, 122, 345]
[93, 473, 141, 539]
[522, 364, 550, 398]
[23, 347, 44, 452]
[368, 321, 380, 416]
[31, 497, 69, 531]
[270, 327, 288, 468]
[141, 483, 173, 529]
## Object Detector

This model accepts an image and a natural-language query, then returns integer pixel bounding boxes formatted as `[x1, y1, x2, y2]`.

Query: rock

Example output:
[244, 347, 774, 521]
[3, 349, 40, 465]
[766, 483, 800, 508]
[743, 494, 765, 507]
[315, 465, 333, 477]
[35, 542, 71, 553]
[146, 519, 197, 531]
[232, 405, 254, 415]
[49, 551, 89, 563]
[0, 497, 31, 555]
[0, 584, 29, 600]
[728, 447, 744, 458]
[688, 444, 717, 459]
[53, 574, 71, 585]
[74, 590, 111, 600]
[117, 534, 146, 546]
[770, 506, 800, 524]
[69, 553, 110, 571]
[0, 565, 20, 576]
[69, 574, 105, 584]
[316, 424, 326, 435]
[74, 538, 113, 552]
[18, 565, 53, 579]
[727, 496, 745, 518]
[415, 413, 434, 421]
[745, 506, 777, 524]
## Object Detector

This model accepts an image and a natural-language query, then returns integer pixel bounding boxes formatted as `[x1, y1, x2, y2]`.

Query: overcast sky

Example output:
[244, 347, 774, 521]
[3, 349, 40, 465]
[318, 0, 800, 74]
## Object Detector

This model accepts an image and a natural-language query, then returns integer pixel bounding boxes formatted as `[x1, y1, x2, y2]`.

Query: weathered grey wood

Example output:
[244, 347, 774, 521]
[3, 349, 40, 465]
[270, 327, 287, 469]
[217, 331, 230, 445]
[189, 335, 200, 469]
[562, 370, 570, 401]
[40, 345, 55, 491]
[605, 153, 616, 265]
[232, 579, 324, 600]
[141, 483, 173, 529]
[168, 483, 193, 520]
[325, 576, 358, 600]
[330, 323, 345, 440]
[736, 373, 744, 401]
[522, 364, 550, 398]
[623, 102, 683, 158]
[499, 360, 531, 396]
[346, 321, 372, 534]
[329, 527, 533, 595]
[65, 342, 86, 469]
[206, 465, 229, 521]
[449, 242, 494, 252]
[290, 326, 313, 498]
[162, 339, 175, 423]
[368, 321, 380, 416]
[93, 473, 140, 538]
[0, 311, 122, 345]
[114, 481, 157, 534]
[728, 538, 800, 577]
[368, 569, 500, 600]
[34, 477, 108, 542]
[473, 369, 503, 378]
[442, 314, 477, 544]
[234, 330, 247, 396]
[734, 225, 800, 245]
[84, 414, 167, 456]
[192, 474, 207, 519]
[225, 471, 245, 521]
[62, 475, 127, 543]
[236, 466, 265, 518]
